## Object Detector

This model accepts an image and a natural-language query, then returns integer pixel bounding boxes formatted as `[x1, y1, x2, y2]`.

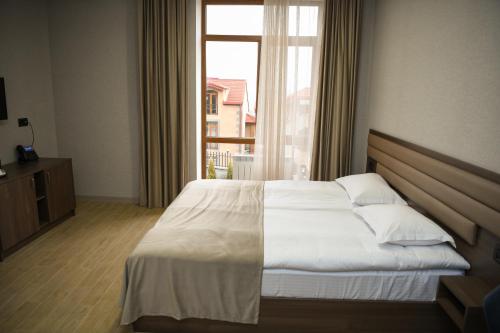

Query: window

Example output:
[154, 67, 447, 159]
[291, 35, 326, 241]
[206, 91, 218, 115]
[206, 121, 219, 149]
[207, 121, 218, 137]
[202, 1, 263, 179]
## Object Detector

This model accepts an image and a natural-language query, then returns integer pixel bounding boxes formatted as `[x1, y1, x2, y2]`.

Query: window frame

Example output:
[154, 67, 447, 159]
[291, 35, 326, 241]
[206, 91, 218, 115]
[201, 0, 263, 178]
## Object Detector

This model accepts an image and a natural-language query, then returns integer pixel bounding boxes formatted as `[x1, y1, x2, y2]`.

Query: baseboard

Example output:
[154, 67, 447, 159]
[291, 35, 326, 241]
[76, 195, 139, 204]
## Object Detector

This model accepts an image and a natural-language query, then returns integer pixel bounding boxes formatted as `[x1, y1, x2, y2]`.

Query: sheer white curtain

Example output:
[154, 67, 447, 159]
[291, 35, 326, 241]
[252, 0, 324, 180]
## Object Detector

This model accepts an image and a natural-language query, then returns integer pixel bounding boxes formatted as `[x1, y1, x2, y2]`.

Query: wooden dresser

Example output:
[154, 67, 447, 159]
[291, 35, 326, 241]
[0, 158, 76, 260]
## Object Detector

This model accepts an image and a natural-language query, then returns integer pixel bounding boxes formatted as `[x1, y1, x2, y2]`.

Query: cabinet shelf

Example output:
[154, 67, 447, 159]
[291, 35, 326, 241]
[0, 158, 75, 260]
[437, 276, 497, 333]
[437, 297, 465, 329]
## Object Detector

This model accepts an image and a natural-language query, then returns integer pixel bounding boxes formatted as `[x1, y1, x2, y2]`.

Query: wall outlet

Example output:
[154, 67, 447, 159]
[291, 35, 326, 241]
[494, 243, 500, 264]
[18, 117, 28, 127]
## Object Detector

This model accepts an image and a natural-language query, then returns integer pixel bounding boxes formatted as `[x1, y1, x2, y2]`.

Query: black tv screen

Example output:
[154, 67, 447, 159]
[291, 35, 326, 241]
[0, 77, 7, 120]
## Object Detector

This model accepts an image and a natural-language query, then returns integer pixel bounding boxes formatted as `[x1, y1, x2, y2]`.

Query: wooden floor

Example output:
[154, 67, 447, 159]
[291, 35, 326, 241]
[0, 200, 164, 333]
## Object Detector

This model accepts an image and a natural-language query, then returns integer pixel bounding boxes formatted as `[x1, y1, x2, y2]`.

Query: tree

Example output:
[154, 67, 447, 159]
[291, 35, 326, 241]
[226, 159, 233, 179]
[208, 158, 216, 179]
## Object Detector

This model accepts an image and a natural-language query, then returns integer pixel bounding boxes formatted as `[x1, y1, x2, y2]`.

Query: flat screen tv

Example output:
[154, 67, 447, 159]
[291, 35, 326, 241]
[0, 77, 7, 120]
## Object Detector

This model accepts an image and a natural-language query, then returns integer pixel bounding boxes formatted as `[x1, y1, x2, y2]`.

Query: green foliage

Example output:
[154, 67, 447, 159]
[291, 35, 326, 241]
[226, 160, 233, 179]
[208, 158, 216, 179]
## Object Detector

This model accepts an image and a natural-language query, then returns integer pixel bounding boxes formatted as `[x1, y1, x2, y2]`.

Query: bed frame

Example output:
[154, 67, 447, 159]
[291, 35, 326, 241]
[132, 129, 500, 333]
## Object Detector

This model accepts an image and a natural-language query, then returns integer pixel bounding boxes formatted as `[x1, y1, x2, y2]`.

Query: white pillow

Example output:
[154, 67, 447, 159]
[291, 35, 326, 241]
[353, 204, 456, 247]
[336, 173, 407, 206]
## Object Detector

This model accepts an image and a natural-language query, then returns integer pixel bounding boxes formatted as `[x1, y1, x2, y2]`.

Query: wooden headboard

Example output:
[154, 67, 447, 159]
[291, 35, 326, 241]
[366, 129, 500, 277]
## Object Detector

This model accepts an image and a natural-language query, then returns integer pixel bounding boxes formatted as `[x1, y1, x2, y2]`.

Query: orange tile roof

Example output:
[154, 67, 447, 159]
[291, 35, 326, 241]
[207, 78, 246, 105]
[207, 81, 227, 91]
[245, 113, 256, 123]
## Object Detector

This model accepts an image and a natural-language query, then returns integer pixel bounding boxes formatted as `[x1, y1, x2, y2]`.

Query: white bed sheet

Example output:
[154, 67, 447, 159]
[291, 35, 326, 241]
[261, 268, 463, 301]
[262, 180, 470, 300]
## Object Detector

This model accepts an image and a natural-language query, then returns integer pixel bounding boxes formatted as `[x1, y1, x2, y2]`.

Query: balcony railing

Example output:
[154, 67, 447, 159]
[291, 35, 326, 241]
[206, 151, 254, 180]
[207, 150, 232, 168]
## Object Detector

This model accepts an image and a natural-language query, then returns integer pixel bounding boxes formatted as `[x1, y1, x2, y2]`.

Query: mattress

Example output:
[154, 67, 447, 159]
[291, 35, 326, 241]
[262, 180, 470, 300]
[261, 268, 463, 301]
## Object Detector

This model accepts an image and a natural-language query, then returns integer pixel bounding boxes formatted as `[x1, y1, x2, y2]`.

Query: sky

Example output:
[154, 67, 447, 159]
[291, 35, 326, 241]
[206, 42, 259, 114]
[206, 5, 262, 114]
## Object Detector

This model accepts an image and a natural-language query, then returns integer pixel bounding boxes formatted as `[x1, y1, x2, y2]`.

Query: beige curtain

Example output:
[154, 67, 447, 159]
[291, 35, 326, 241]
[139, 0, 188, 208]
[311, 0, 362, 180]
[252, 0, 324, 180]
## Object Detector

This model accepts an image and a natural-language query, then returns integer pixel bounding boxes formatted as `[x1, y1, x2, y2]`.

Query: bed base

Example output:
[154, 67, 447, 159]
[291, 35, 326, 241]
[132, 297, 458, 333]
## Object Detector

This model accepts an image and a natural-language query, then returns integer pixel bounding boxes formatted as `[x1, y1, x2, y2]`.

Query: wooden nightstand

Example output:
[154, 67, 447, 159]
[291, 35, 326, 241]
[437, 276, 498, 333]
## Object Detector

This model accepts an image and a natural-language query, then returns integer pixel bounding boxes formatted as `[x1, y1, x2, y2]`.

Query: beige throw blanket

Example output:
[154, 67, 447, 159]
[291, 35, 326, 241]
[120, 180, 264, 325]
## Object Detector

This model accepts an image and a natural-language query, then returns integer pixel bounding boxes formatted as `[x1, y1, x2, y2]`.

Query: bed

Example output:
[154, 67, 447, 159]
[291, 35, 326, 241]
[123, 130, 500, 333]
[261, 180, 467, 301]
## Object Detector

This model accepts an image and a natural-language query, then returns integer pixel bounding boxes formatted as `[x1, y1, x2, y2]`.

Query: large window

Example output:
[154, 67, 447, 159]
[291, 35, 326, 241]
[206, 91, 218, 115]
[202, 1, 263, 179]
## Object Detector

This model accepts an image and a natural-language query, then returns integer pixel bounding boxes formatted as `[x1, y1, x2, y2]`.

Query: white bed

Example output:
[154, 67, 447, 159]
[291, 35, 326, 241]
[260, 180, 469, 301]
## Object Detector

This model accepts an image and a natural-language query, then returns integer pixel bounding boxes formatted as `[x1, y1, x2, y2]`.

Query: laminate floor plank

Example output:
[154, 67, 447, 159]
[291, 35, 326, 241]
[0, 200, 163, 333]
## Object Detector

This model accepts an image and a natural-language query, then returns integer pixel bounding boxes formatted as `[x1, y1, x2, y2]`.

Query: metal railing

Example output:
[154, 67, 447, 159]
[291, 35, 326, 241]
[206, 151, 254, 180]
[206, 150, 232, 168]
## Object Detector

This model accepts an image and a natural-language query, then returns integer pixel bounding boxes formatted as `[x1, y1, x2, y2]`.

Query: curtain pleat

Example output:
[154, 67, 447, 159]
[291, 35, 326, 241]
[139, 0, 188, 208]
[253, 0, 325, 180]
[311, 0, 362, 180]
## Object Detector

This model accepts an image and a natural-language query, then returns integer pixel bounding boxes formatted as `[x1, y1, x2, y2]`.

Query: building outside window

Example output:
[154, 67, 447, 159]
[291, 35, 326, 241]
[206, 91, 218, 115]
[206, 120, 219, 150]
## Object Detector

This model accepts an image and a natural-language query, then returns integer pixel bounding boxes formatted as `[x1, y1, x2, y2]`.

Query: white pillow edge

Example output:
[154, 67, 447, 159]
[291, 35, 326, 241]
[336, 173, 407, 206]
[353, 205, 456, 248]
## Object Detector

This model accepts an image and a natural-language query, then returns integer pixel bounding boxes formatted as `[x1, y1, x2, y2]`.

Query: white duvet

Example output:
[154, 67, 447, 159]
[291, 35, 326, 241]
[263, 181, 470, 272]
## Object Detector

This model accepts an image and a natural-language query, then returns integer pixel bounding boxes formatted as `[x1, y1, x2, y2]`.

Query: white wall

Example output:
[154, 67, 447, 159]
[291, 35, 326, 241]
[1, 0, 199, 199]
[48, 0, 140, 200]
[0, 0, 58, 165]
[353, 0, 500, 174]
